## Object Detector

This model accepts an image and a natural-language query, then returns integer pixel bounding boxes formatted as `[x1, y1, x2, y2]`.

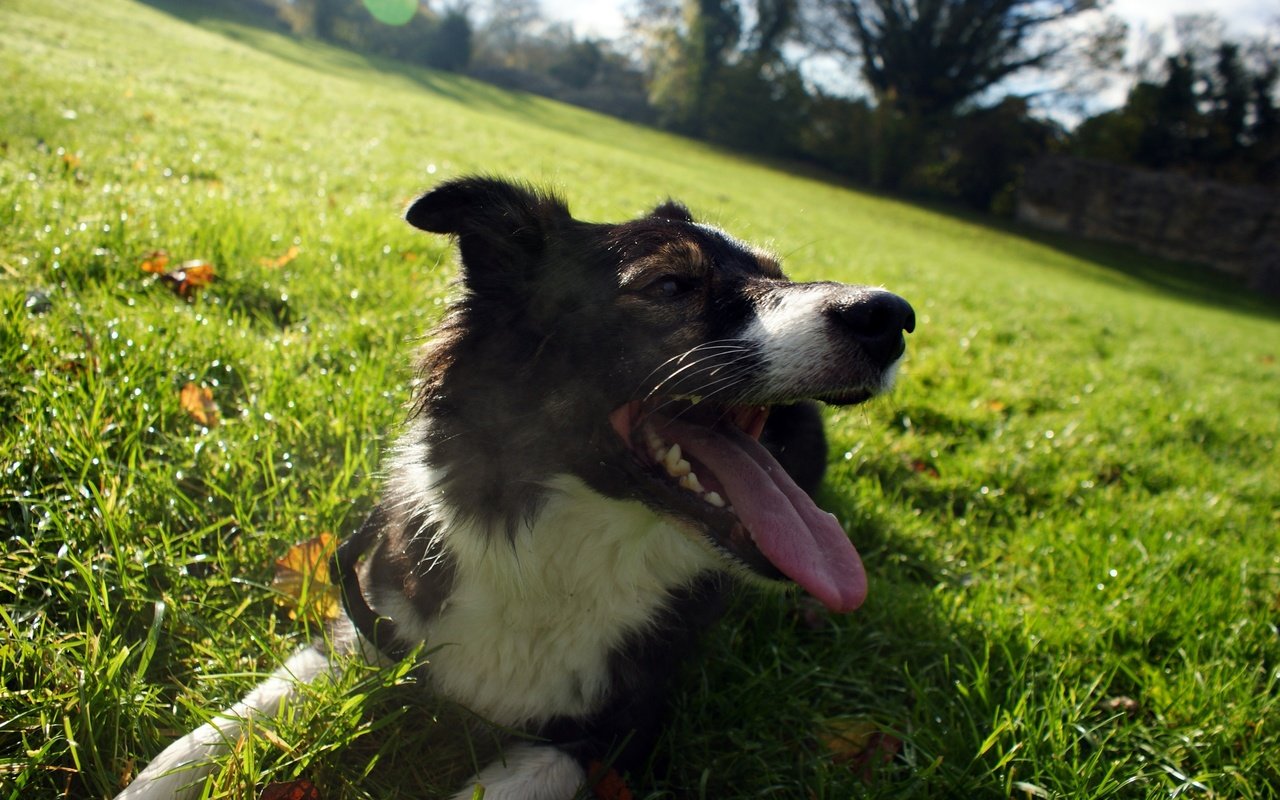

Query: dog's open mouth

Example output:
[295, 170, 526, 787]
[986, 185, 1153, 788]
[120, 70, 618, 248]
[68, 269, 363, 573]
[609, 400, 867, 613]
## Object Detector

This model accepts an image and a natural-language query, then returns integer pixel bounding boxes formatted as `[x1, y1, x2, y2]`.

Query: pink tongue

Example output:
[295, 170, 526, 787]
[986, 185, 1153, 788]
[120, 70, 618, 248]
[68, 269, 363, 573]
[657, 416, 867, 612]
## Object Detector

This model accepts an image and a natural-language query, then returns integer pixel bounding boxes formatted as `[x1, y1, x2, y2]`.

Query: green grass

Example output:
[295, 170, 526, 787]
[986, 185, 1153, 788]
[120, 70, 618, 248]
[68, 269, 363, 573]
[3, 1, 1279, 798]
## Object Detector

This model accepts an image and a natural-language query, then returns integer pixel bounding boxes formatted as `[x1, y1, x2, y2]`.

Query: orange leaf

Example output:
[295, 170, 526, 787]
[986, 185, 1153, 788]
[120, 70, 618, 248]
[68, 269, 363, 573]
[170, 259, 216, 296]
[907, 458, 939, 478]
[259, 779, 321, 800]
[179, 382, 219, 427]
[588, 761, 634, 800]
[272, 533, 341, 623]
[145, 254, 216, 297]
[260, 245, 301, 269]
[140, 250, 170, 274]
[819, 719, 902, 782]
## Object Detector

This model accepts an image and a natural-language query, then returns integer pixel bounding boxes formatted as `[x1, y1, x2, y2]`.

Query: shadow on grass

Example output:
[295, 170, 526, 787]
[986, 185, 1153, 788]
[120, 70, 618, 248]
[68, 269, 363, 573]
[999, 219, 1280, 323]
[866, 185, 1280, 323]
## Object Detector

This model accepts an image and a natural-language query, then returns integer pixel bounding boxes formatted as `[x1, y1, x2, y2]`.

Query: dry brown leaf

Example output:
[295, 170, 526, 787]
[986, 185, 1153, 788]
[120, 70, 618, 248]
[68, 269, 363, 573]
[168, 259, 216, 296]
[179, 382, 219, 427]
[819, 719, 903, 782]
[258, 779, 321, 800]
[588, 761, 634, 800]
[907, 458, 940, 478]
[272, 533, 341, 623]
[142, 252, 216, 297]
[260, 245, 301, 269]
[1097, 696, 1141, 718]
[140, 250, 170, 274]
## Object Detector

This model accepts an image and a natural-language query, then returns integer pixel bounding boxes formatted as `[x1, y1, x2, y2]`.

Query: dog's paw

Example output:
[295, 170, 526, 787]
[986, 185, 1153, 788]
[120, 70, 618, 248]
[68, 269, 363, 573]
[452, 744, 585, 800]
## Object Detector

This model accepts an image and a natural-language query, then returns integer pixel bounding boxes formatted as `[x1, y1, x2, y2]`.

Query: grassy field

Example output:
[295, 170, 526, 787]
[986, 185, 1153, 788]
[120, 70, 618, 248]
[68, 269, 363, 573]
[3, 1, 1280, 798]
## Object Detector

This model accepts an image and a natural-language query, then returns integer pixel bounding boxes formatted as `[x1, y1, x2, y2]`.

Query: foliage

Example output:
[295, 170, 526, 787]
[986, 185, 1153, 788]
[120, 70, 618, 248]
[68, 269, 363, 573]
[1072, 23, 1280, 187]
[279, 0, 473, 71]
[802, 0, 1104, 117]
[467, 3, 654, 123]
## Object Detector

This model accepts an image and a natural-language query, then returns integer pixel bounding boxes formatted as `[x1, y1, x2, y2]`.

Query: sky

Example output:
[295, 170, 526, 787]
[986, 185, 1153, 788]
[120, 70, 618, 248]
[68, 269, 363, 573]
[541, 0, 1278, 41]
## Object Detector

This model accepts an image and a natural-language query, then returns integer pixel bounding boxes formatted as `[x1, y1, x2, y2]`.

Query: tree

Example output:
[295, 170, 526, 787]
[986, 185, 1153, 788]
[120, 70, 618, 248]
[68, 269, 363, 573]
[803, 0, 1105, 117]
[1071, 16, 1280, 187]
[629, 0, 805, 137]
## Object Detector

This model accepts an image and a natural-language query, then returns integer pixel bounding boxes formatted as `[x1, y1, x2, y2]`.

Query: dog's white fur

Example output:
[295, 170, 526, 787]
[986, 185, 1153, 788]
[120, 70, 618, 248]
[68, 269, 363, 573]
[383, 471, 722, 727]
[748, 283, 902, 397]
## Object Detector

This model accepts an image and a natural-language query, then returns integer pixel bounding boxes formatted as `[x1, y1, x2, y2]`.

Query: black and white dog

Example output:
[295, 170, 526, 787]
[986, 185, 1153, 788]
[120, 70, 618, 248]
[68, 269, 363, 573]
[116, 177, 915, 799]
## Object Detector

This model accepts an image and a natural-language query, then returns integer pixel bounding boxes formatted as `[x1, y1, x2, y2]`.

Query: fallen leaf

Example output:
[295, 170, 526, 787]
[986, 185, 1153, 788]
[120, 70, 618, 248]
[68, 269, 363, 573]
[588, 761, 634, 800]
[166, 259, 216, 296]
[258, 779, 321, 800]
[179, 382, 219, 427]
[907, 458, 940, 478]
[142, 253, 215, 297]
[819, 719, 902, 782]
[272, 533, 341, 623]
[140, 250, 170, 274]
[1096, 696, 1140, 718]
[260, 245, 300, 269]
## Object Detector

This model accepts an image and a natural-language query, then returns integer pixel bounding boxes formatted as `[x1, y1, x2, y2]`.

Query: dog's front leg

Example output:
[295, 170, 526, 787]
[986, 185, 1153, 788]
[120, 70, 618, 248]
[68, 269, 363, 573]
[116, 639, 342, 800]
[449, 743, 588, 800]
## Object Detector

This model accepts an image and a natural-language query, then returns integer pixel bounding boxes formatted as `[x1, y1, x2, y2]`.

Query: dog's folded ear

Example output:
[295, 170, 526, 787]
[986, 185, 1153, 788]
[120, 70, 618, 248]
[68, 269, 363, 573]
[406, 177, 571, 289]
[650, 199, 694, 223]
[406, 177, 569, 235]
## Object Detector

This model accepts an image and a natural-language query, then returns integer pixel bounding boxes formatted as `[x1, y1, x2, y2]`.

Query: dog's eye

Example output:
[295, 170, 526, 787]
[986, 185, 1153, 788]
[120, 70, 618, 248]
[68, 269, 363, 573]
[649, 276, 693, 299]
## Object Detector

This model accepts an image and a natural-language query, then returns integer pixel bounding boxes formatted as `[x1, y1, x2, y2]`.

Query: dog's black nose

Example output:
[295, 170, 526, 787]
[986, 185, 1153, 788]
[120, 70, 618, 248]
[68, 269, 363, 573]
[830, 290, 916, 366]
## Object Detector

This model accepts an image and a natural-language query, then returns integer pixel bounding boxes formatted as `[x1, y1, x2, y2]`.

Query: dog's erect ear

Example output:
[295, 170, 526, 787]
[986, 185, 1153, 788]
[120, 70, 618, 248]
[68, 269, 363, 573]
[405, 177, 570, 287]
[650, 199, 694, 223]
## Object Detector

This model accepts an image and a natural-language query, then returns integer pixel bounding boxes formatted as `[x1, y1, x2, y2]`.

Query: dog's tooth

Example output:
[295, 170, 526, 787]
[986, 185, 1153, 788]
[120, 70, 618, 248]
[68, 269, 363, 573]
[705, 491, 725, 508]
[644, 428, 664, 452]
[679, 472, 704, 494]
[663, 443, 683, 472]
[668, 457, 692, 478]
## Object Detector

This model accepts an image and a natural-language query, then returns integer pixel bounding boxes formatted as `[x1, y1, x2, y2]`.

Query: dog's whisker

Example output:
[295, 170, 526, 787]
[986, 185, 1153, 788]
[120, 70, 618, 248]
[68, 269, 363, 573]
[634, 340, 753, 395]
[645, 356, 757, 404]
[642, 348, 755, 401]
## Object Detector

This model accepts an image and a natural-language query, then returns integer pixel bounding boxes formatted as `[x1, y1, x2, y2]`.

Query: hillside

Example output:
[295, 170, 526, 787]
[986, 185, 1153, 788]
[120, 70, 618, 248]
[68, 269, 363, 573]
[2, 1, 1278, 797]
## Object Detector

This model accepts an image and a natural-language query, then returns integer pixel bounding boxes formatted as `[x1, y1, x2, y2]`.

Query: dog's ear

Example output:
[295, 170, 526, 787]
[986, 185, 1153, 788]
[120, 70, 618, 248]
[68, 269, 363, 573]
[406, 177, 568, 235]
[405, 177, 570, 286]
[650, 199, 694, 223]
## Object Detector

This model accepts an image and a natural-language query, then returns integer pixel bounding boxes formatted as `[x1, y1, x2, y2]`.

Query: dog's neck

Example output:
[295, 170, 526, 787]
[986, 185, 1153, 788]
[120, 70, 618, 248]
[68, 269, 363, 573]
[375, 442, 723, 726]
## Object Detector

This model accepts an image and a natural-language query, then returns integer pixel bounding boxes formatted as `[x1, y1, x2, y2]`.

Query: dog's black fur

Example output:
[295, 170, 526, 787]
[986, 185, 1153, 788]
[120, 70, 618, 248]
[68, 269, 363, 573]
[116, 177, 914, 800]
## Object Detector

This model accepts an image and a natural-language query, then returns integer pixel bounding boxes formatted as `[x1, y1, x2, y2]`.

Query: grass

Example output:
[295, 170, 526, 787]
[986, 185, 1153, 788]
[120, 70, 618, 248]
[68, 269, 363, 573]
[2, 1, 1279, 798]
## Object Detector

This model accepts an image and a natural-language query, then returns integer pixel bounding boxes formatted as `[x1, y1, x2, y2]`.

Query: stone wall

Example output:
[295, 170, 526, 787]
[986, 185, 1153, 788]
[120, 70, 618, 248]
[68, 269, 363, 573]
[1017, 156, 1280, 297]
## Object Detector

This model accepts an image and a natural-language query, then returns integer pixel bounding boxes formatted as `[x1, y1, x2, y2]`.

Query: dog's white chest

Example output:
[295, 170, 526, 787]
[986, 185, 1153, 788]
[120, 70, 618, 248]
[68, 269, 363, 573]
[421, 476, 719, 727]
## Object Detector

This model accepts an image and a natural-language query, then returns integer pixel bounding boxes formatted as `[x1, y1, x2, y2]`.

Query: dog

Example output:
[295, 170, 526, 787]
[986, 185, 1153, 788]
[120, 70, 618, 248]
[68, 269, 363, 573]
[115, 176, 915, 799]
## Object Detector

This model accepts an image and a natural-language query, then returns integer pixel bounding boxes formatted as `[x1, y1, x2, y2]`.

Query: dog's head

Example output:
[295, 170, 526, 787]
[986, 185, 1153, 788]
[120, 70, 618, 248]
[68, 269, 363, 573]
[406, 177, 914, 613]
